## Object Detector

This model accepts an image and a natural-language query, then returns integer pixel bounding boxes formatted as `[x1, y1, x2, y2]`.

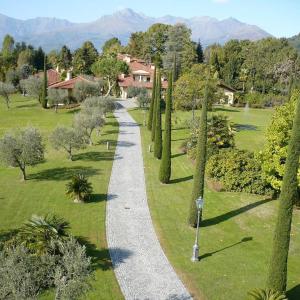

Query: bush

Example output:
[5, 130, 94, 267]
[186, 114, 235, 160]
[206, 149, 274, 195]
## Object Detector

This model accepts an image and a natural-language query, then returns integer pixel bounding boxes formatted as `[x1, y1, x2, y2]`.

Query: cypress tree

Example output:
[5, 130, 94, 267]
[266, 96, 300, 292]
[41, 55, 48, 109]
[196, 40, 204, 63]
[159, 71, 173, 183]
[172, 53, 178, 83]
[188, 84, 208, 227]
[151, 69, 160, 142]
[147, 67, 156, 131]
[154, 69, 162, 159]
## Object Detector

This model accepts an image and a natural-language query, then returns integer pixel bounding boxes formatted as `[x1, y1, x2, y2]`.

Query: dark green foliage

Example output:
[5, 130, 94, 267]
[266, 96, 300, 292]
[188, 85, 208, 227]
[147, 68, 156, 131]
[41, 55, 47, 109]
[154, 69, 162, 159]
[196, 40, 204, 63]
[66, 173, 93, 203]
[186, 114, 235, 159]
[58, 45, 72, 70]
[159, 72, 172, 183]
[206, 149, 273, 195]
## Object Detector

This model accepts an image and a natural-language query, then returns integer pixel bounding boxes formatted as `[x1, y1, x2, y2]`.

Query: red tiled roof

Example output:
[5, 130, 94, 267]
[37, 69, 60, 86]
[118, 75, 168, 89]
[49, 76, 89, 89]
[118, 54, 168, 90]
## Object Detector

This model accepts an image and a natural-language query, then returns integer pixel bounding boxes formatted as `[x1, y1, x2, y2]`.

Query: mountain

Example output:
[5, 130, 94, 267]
[289, 33, 300, 52]
[0, 8, 272, 51]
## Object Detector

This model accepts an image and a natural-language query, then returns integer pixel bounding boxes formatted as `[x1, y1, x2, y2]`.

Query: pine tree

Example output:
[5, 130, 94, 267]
[147, 67, 156, 131]
[41, 55, 48, 109]
[154, 69, 162, 159]
[196, 40, 204, 63]
[266, 96, 300, 292]
[188, 84, 208, 227]
[159, 71, 173, 183]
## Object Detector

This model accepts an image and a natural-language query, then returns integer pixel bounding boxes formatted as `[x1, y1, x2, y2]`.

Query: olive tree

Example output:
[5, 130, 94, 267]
[48, 88, 68, 113]
[50, 126, 87, 160]
[21, 75, 43, 102]
[0, 81, 15, 109]
[73, 80, 103, 103]
[82, 96, 115, 116]
[73, 111, 105, 145]
[0, 127, 44, 180]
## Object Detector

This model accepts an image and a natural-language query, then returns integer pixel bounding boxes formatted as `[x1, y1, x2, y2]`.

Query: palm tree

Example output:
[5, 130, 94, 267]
[247, 288, 287, 300]
[66, 173, 93, 203]
[18, 214, 70, 255]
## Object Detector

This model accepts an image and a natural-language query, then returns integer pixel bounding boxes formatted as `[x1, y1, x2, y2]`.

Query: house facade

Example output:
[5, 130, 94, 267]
[117, 54, 167, 99]
[217, 82, 236, 105]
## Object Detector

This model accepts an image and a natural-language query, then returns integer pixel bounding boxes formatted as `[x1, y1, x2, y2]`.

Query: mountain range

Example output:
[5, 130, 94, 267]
[0, 8, 272, 52]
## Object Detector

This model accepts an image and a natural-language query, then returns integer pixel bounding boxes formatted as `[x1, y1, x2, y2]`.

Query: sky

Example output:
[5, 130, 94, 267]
[0, 0, 299, 38]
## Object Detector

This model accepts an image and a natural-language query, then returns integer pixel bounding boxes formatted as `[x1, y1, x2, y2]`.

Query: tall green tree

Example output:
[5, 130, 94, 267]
[154, 69, 162, 159]
[73, 41, 98, 74]
[41, 55, 47, 109]
[147, 67, 156, 131]
[159, 71, 173, 183]
[196, 40, 204, 63]
[58, 45, 72, 70]
[151, 70, 160, 141]
[266, 95, 300, 292]
[188, 84, 208, 227]
[102, 37, 122, 54]
[2, 35, 14, 59]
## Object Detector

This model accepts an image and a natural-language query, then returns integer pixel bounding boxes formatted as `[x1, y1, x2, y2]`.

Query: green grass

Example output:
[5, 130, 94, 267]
[129, 106, 300, 300]
[0, 95, 123, 300]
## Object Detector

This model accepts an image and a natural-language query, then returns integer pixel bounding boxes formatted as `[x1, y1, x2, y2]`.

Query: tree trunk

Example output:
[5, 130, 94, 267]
[104, 79, 115, 98]
[5, 96, 10, 109]
[20, 167, 26, 181]
[74, 193, 83, 203]
[55, 105, 58, 113]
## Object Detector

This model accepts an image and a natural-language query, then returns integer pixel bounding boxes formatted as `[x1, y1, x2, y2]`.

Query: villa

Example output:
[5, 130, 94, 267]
[117, 54, 168, 99]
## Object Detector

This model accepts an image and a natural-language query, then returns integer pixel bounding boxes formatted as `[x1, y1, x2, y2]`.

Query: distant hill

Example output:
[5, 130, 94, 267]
[0, 8, 272, 51]
[289, 33, 300, 52]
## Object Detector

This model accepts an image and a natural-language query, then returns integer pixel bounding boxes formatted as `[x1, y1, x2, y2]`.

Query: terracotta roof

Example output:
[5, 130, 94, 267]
[218, 82, 236, 92]
[37, 69, 61, 86]
[49, 76, 89, 89]
[118, 75, 168, 89]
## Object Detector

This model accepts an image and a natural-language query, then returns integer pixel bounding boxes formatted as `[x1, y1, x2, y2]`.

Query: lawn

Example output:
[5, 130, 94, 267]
[129, 106, 300, 300]
[0, 95, 123, 300]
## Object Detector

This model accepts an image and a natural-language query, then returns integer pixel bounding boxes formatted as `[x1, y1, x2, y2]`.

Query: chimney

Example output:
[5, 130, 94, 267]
[66, 71, 72, 81]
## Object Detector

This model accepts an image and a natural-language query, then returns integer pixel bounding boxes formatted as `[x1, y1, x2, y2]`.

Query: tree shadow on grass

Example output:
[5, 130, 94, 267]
[29, 166, 100, 181]
[201, 198, 274, 227]
[86, 193, 117, 203]
[234, 124, 258, 131]
[73, 151, 114, 162]
[171, 152, 186, 159]
[212, 107, 240, 113]
[170, 175, 193, 184]
[287, 284, 300, 300]
[198, 237, 253, 260]
[16, 103, 38, 109]
[97, 139, 117, 147]
[77, 236, 133, 271]
[100, 129, 119, 136]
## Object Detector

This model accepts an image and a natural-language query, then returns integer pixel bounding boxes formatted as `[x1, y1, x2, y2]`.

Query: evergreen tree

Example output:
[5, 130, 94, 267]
[196, 40, 204, 63]
[151, 70, 160, 141]
[154, 69, 162, 159]
[41, 55, 48, 109]
[188, 84, 208, 227]
[159, 71, 173, 183]
[266, 96, 300, 292]
[173, 53, 178, 83]
[147, 67, 156, 131]
[58, 45, 72, 70]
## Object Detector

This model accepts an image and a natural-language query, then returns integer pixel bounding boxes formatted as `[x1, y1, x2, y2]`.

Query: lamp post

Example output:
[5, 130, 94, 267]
[191, 196, 204, 262]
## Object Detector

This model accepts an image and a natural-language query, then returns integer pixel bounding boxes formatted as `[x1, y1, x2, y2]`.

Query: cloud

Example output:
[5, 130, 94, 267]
[212, 0, 230, 3]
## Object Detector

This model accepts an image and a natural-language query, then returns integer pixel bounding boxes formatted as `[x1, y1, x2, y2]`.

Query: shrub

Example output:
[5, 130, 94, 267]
[247, 288, 287, 300]
[206, 149, 273, 195]
[186, 114, 235, 160]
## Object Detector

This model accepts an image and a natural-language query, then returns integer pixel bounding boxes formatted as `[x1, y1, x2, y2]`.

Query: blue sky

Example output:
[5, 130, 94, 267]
[0, 0, 299, 37]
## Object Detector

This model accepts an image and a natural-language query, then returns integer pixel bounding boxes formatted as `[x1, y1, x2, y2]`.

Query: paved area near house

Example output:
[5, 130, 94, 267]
[106, 100, 192, 300]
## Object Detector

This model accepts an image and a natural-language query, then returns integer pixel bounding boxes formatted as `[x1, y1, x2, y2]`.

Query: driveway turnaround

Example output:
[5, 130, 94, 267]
[106, 101, 192, 300]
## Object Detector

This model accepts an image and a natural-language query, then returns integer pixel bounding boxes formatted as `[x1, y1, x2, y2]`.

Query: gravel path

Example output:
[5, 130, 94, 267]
[106, 100, 192, 300]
